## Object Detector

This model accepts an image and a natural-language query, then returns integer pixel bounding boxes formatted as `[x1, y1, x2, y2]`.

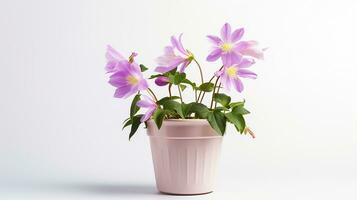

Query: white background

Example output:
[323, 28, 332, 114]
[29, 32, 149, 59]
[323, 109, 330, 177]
[0, 0, 356, 199]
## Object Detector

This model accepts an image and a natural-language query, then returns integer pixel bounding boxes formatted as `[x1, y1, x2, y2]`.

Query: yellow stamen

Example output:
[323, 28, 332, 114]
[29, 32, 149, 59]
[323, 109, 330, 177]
[186, 50, 194, 61]
[127, 75, 139, 85]
[221, 43, 233, 52]
[226, 66, 237, 77]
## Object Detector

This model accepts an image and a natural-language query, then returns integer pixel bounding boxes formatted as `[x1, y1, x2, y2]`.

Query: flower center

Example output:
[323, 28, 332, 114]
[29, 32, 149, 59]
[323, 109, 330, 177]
[186, 51, 194, 61]
[126, 75, 139, 85]
[226, 66, 237, 77]
[221, 43, 233, 52]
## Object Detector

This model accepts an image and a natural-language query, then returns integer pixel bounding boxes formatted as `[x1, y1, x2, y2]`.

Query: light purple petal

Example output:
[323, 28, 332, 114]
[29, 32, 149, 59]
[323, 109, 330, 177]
[222, 52, 241, 66]
[231, 28, 244, 43]
[164, 46, 175, 54]
[155, 57, 185, 73]
[238, 58, 255, 68]
[137, 100, 153, 108]
[137, 95, 157, 122]
[171, 34, 187, 55]
[220, 23, 231, 42]
[137, 95, 155, 107]
[114, 85, 136, 98]
[234, 41, 250, 52]
[108, 77, 126, 87]
[109, 68, 130, 80]
[140, 107, 156, 122]
[105, 45, 127, 73]
[207, 35, 222, 45]
[241, 47, 264, 59]
[106, 45, 125, 61]
[105, 60, 119, 73]
[232, 78, 244, 92]
[109, 61, 131, 76]
[238, 69, 257, 79]
[179, 60, 190, 73]
[220, 73, 231, 91]
[155, 66, 174, 73]
[206, 48, 222, 62]
[138, 79, 149, 90]
[178, 33, 188, 55]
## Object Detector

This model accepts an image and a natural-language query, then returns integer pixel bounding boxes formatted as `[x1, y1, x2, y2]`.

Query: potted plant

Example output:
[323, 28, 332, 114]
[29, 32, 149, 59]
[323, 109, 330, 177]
[104, 23, 265, 195]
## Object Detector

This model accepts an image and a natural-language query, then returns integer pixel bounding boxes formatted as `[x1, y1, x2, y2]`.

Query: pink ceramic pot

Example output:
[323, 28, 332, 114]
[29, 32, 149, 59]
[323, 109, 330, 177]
[146, 119, 223, 195]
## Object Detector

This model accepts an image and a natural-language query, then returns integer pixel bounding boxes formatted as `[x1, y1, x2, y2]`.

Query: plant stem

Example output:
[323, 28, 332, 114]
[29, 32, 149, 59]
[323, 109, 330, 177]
[168, 83, 172, 97]
[177, 85, 183, 103]
[198, 65, 224, 103]
[199, 90, 206, 103]
[147, 88, 158, 102]
[193, 58, 204, 84]
[214, 83, 222, 108]
[210, 77, 220, 109]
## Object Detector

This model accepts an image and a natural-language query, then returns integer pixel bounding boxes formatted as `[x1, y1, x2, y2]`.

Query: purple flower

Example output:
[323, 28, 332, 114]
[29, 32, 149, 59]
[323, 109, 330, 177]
[105, 45, 138, 73]
[206, 23, 264, 64]
[136, 95, 157, 122]
[109, 61, 149, 98]
[215, 58, 257, 93]
[155, 34, 194, 73]
[154, 76, 170, 86]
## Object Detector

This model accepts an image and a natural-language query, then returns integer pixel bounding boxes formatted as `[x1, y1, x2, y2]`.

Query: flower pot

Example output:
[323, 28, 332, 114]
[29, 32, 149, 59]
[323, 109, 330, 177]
[146, 119, 222, 195]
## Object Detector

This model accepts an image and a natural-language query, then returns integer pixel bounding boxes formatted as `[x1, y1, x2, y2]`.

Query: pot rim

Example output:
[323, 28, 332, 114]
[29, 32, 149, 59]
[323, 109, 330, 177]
[148, 118, 208, 123]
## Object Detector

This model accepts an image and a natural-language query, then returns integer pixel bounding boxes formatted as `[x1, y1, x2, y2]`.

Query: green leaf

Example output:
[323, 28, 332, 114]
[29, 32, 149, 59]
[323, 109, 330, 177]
[225, 112, 246, 133]
[129, 114, 143, 140]
[169, 72, 186, 85]
[230, 100, 245, 108]
[198, 82, 214, 92]
[153, 108, 166, 129]
[130, 94, 141, 119]
[215, 106, 230, 111]
[181, 102, 193, 117]
[122, 118, 132, 130]
[213, 93, 231, 108]
[207, 110, 226, 135]
[149, 74, 162, 79]
[232, 105, 250, 115]
[139, 64, 148, 72]
[179, 84, 187, 91]
[181, 79, 196, 89]
[186, 102, 210, 118]
[156, 96, 180, 105]
[162, 100, 184, 118]
[166, 67, 177, 75]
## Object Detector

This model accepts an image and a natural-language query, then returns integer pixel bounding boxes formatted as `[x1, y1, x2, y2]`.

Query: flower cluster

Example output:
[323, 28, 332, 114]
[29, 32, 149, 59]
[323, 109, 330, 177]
[105, 23, 265, 139]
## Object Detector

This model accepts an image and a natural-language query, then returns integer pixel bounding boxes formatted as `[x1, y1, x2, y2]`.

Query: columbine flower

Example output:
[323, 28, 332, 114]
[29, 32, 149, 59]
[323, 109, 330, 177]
[215, 58, 257, 92]
[136, 95, 157, 122]
[155, 34, 194, 73]
[206, 23, 264, 64]
[109, 61, 149, 98]
[154, 76, 170, 86]
[105, 45, 138, 73]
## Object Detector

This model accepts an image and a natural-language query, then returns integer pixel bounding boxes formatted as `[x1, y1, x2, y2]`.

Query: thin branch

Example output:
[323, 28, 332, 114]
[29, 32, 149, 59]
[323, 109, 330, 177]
[197, 65, 224, 103]
[214, 83, 222, 108]
[147, 88, 158, 102]
[193, 58, 204, 84]
[168, 83, 172, 97]
[177, 85, 183, 103]
[210, 77, 220, 109]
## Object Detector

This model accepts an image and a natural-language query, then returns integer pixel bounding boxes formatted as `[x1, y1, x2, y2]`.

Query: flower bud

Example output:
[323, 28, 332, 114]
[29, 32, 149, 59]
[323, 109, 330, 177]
[155, 76, 169, 86]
